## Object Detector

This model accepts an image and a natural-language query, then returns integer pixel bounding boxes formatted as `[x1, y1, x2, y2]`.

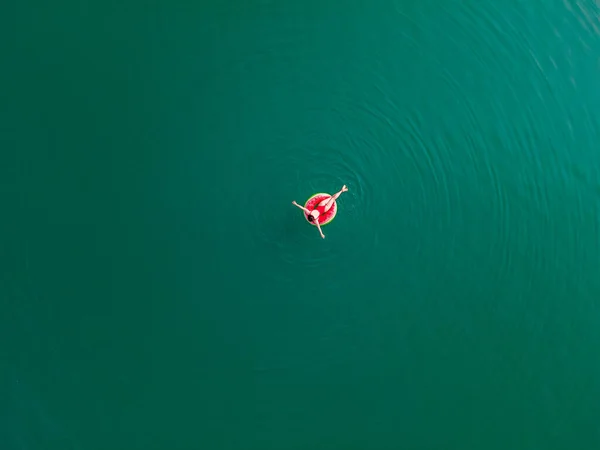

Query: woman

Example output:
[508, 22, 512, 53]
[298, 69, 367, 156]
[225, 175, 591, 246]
[292, 185, 348, 239]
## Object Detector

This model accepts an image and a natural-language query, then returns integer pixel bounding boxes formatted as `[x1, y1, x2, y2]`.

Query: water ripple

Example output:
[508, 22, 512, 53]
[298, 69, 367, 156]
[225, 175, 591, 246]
[236, 0, 600, 292]
[238, 127, 378, 273]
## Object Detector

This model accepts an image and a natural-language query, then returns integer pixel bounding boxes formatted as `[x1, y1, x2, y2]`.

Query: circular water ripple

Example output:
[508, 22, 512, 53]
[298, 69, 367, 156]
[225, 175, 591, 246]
[234, 0, 600, 291]
[382, 0, 600, 289]
[239, 130, 379, 273]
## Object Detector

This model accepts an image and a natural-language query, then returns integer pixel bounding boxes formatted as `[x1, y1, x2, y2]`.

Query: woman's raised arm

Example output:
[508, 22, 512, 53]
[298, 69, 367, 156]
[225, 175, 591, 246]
[292, 201, 310, 214]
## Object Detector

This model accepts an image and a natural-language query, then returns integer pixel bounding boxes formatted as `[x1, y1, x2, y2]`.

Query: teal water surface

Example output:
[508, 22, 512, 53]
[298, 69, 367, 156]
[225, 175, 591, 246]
[3, 1, 600, 449]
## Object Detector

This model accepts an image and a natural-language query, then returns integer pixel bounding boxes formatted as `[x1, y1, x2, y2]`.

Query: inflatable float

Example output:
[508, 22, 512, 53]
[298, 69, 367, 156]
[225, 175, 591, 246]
[304, 193, 337, 226]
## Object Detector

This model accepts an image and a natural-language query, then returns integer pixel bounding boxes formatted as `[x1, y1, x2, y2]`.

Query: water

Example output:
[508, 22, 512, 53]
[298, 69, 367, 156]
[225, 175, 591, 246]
[2, 1, 600, 449]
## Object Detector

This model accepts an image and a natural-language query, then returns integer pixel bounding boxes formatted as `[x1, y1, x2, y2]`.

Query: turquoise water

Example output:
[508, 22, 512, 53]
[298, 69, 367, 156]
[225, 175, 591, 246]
[3, 1, 600, 449]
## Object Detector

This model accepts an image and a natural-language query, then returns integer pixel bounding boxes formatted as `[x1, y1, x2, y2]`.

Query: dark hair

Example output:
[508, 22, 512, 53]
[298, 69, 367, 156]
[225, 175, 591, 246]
[308, 214, 315, 222]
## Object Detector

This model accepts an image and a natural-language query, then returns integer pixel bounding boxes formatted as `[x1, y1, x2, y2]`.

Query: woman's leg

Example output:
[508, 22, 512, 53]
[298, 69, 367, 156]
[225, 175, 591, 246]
[323, 186, 346, 212]
[317, 196, 331, 207]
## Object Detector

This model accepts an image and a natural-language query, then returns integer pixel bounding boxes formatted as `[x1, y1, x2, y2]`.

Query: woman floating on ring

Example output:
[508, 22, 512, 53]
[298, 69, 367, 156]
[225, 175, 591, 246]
[292, 185, 348, 239]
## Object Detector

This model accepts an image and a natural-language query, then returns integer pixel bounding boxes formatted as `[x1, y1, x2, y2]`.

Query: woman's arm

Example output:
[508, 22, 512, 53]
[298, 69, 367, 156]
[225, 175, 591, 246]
[315, 221, 325, 239]
[292, 201, 310, 214]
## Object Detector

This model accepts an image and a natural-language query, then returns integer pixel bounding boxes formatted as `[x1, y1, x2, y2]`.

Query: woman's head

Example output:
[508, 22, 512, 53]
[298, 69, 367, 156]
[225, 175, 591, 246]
[308, 210, 319, 222]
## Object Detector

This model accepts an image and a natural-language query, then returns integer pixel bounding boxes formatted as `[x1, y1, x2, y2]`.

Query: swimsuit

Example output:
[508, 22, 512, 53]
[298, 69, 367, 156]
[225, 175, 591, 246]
[313, 197, 330, 217]
[313, 203, 326, 216]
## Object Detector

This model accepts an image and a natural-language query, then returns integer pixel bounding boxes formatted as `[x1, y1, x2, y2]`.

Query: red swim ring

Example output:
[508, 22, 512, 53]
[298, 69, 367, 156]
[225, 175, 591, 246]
[304, 193, 337, 226]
